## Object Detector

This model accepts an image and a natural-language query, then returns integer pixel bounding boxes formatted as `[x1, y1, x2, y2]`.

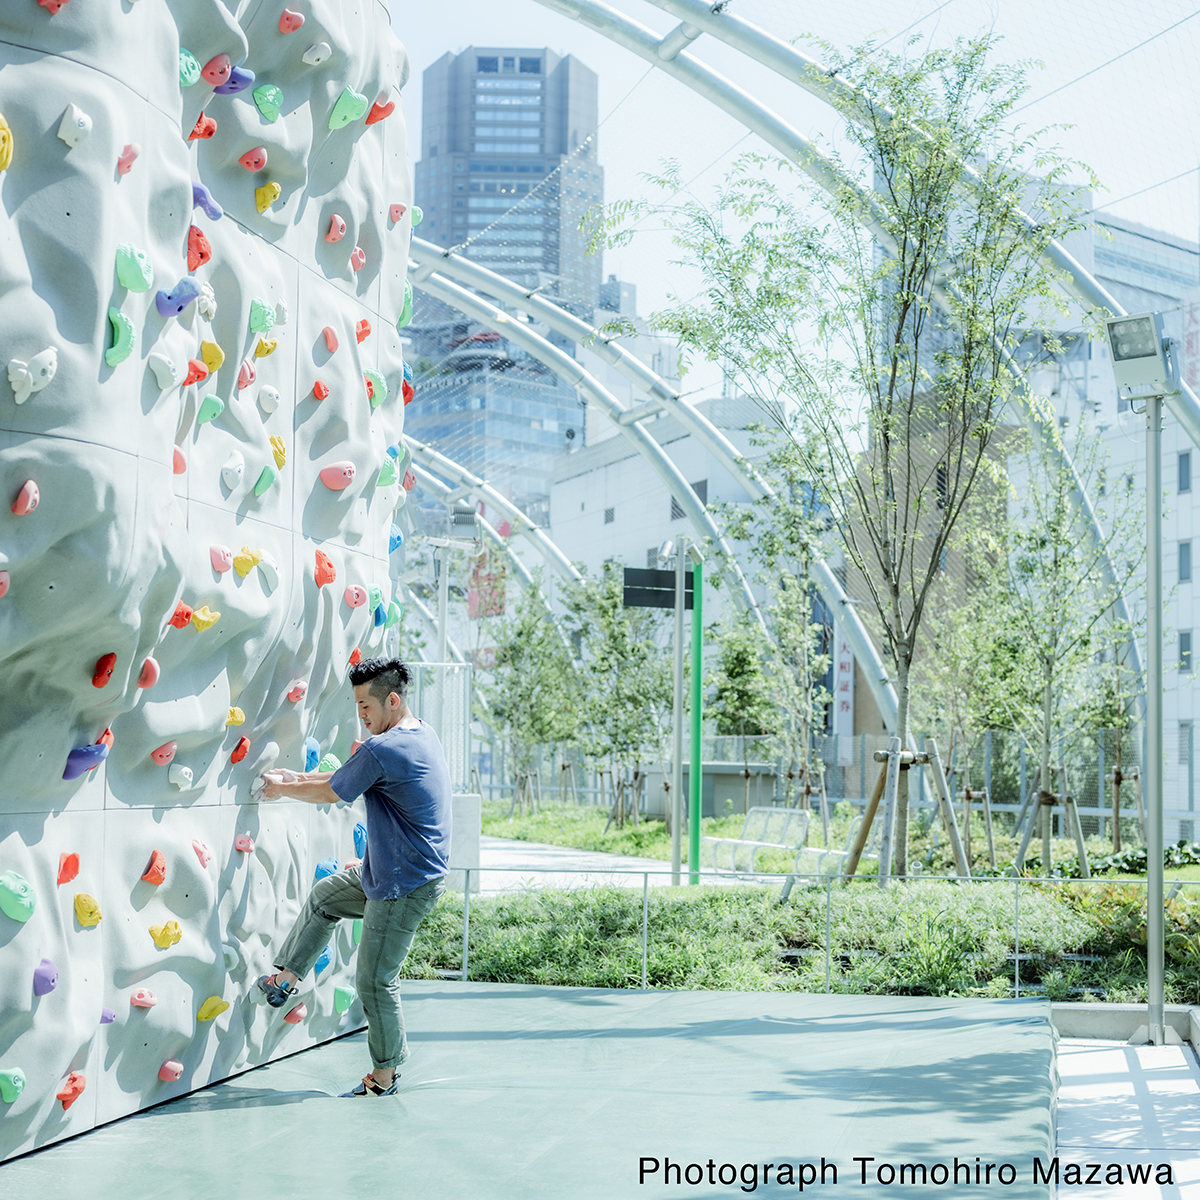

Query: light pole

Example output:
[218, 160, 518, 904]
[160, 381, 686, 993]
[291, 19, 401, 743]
[659, 537, 686, 886]
[1104, 311, 1180, 1047]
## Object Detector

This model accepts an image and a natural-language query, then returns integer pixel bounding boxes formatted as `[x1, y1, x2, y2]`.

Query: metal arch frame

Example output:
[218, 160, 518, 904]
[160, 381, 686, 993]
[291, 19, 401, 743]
[408, 239, 901, 727]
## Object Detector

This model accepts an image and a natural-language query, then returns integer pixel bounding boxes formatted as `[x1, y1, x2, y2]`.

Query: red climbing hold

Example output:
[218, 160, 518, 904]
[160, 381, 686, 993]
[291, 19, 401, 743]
[11, 479, 38, 515]
[402, 470, 416, 492]
[169, 601, 193, 629]
[38, 0, 72, 11]
[356, 319, 371, 343]
[314, 550, 336, 588]
[183, 359, 208, 386]
[56, 1072, 86, 1111]
[158, 1060, 183, 1082]
[187, 226, 211, 272]
[323, 326, 338, 353]
[141, 849, 166, 884]
[365, 377, 374, 402]
[313, 380, 330, 400]
[349, 647, 362, 666]
[284, 1003, 307, 1024]
[97, 727, 115, 750]
[231, 736, 250, 764]
[137, 656, 160, 689]
[92, 652, 117, 689]
[189, 112, 217, 141]
[58, 852, 80, 885]
[366, 99, 395, 125]
[402, 377, 414, 405]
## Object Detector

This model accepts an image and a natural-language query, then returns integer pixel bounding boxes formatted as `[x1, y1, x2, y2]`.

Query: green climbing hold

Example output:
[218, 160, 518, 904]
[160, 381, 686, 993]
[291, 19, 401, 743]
[254, 464, 277, 496]
[364, 369, 387, 409]
[368, 587, 382, 612]
[115, 243, 154, 292]
[377, 457, 398, 487]
[249, 298, 276, 334]
[334, 984, 356, 1013]
[253, 84, 284, 123]
[0, 1068, 25, 1103]
[351, 919, 362, 946]
[179, 49, 202, 88]
[328, 87, 368, 131]
[385, 600, 403, 628]
[0, 870, 34, 923]
[105, 306, 135, 367]
[410, 205, 423, 227]
[197, 394, 224, 425]
[396, 278, 413, 329]
[317, 753, 341, 773]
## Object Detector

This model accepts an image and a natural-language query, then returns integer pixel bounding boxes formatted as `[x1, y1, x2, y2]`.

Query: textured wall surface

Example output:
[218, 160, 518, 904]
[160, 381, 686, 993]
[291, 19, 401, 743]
[0, 0, 416, 1160]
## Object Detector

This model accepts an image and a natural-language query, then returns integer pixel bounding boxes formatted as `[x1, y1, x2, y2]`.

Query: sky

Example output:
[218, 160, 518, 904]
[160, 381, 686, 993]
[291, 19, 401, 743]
[388, 0, 1200, 324]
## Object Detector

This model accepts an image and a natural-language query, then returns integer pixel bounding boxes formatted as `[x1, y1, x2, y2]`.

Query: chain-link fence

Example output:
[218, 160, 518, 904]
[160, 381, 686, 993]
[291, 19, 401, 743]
[409, 663, 473, 793]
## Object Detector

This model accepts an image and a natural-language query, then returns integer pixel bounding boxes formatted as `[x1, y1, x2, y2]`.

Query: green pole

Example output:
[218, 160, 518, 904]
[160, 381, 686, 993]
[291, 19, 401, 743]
[689, 559, 703, 884]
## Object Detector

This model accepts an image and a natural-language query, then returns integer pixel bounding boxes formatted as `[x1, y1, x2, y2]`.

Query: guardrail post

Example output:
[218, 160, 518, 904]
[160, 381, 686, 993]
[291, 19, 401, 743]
[462, 869, 471, 983]
[825, 876, 833, 993]
[1013, 877, 1020, 999]
[642, 873, 650, 989]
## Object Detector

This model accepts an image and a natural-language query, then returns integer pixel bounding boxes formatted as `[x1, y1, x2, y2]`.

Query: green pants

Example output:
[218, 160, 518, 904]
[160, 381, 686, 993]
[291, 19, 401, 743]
[275, 865, 445, 1070]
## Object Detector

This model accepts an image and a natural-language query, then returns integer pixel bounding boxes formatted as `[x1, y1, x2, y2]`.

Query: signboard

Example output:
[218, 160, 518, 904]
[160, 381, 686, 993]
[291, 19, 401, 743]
[468, 551, 505, 618]
[622, 567, 694, 609]
[832, 621, 855, 763]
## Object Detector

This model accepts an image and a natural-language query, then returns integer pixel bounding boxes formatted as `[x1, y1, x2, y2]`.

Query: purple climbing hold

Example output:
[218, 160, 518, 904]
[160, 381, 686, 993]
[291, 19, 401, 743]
[64, 741, 109, 780]
[214, 65, 255, 95]
[156, 278, 203, 318]
[33, 957, 58, 996]
[192, 182, 224, 221]
[100, 1007, 116, 1024]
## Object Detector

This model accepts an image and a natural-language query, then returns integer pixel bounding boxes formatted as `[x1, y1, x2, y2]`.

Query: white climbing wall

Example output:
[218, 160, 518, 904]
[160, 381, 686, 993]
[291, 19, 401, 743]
[0, 0, 418, 1159]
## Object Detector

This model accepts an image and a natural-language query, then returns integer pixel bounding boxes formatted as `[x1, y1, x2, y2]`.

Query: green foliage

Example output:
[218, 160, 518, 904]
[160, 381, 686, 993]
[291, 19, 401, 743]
[707, 620, 773, 738]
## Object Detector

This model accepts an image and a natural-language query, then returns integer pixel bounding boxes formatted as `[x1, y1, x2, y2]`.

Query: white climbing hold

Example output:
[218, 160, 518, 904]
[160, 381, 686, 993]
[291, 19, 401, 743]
[8, 348, 57, 404]
[57, 104, 92, 148]
[222, 942, 239, 970]
[197, 282, 217, 321]
[275, 299, 288, 326]
[168, 764, 193, 789]
[147, 353, 178, 390]
[258, 385, 281, 414]
[221, 451, 244, 490]
[302, 42, 332, 66]
[256, 550, 279, 591]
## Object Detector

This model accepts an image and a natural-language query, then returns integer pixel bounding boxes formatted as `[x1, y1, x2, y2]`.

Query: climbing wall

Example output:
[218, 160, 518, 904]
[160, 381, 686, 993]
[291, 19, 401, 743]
[0, 0, 421, 1160]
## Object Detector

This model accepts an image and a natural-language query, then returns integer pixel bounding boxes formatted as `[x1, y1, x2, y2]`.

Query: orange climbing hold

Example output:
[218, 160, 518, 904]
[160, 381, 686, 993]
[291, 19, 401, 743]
[98, 727, 114, 750]
[56, 1072, 85, 1111]
[187, 226, 211, 271]
[189, 112, 217, 141]
[314, 550, 336, 588]
[150, 741, 176, 766]
[183, 359, 208, 386]
[169, 601, 193, 629]
[356, 319, 371, 343]
[142, 849, 166, 884]
[349, 647, 362, 666]
[92, 652, 117, 688]
[366, 98, 395, 125]
[313, 380, 329, 400]
[231, 736, 250, 764]
[57, 852, 79, 885]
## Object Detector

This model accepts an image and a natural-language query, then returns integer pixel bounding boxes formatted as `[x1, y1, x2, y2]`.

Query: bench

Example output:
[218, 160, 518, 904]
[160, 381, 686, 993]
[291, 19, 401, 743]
[699, 806, 811, 873]
[792, 811, 880, 878]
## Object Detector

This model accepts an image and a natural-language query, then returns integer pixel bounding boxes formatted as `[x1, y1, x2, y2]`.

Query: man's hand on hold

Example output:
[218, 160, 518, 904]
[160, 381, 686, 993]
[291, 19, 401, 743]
[258, 768, 300, 800]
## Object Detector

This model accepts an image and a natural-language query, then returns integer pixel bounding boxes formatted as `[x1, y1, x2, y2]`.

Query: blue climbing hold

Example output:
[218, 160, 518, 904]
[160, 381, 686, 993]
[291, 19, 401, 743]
[64, 741, 109, 780]
[214, 65, 255, 95]
[314, 945, 331, 975]
[354, 823, 367, 859]
[373, 603, 386, 628]
[402, 360, 413, 386]
[386, 444, 400, 459]
[156, 277, 202, 318]
[304, 736, 319, 772]
[192, 182, 224, 221]
[314, 857, 338, 881]
[389, 523, 404, 553]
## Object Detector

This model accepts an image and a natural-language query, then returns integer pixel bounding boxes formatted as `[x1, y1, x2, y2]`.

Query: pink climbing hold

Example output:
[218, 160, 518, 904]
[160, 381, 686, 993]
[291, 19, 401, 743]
[201, 54, 232, 86]
[239, 146, 268, 172]
[230, 736, 250, 764]
[158, 1060, 183, 1082]
[92, 652, 117, 689]
[0, 571, 8, 599]
[137, 657, 160, 689]
[402, 469, 416, 492]
[319, 462, 355, 490]
[130, 988, 157, 1008]
[150, 742, 176, 767]
[211, 545, 233, 574]
[238, 358, 256, 390]
[287, 680, 307, 702]
[117, 144, 140, 175]
[350, 246, 366, 272]
[323, 326, 338, 353]
[58, 852, 80, 885]
[11, 479, 38, 515]
[284, 1003, 307, 1024]
[325, 214, 346, 243]
[38, 0, 71, 13]
[193, 839, 213, 867]
[234, 833, 255, 853]
[173, 447, 187, 475]
[389, 203, 406, 223]
[344, 585, 367, 608]
[141, 848, 166, 883]
[366, 98, 395, 126]
[350, 739, 364, 756]
[279, 8, 305, 32]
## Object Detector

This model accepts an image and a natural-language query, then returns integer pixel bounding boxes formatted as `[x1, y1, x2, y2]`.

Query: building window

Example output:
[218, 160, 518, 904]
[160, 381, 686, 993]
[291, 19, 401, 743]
[604, 507, 614, 524]
[476, 56, 499, 74]
[1181, 721, 1194, 764]
[646, 547, 659, 568]
[1182, 631, 1193, 673]
[1181, 451, 1192, 494]
[502, 57, 515, 73]
[520, 57, 542, 73]
[1183, 541, 1193, 583]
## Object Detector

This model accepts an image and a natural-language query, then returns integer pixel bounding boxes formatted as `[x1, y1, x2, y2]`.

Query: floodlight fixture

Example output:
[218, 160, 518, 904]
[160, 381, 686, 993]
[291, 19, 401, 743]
[657, 539, 675, 565]
[1104, 312, 1180, 399]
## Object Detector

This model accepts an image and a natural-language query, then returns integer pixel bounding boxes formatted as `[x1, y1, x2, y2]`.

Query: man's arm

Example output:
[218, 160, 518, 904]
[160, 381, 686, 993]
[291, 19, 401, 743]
[258, 769, 339, 805]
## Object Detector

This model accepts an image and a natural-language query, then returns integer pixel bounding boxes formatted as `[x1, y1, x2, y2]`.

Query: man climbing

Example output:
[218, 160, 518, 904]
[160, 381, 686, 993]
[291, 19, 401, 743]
[255, 656, 451, 1097]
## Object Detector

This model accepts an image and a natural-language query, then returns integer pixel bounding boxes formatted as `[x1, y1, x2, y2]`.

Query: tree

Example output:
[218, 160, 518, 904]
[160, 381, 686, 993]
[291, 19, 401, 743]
[707, 616, 774, 814]
[598, 34, 1095, 874]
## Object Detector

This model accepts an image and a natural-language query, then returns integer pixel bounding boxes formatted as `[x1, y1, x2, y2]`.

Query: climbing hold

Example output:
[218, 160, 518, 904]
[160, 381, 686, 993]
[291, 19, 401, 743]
[258, 385, 280, 413]
[116, 243, 154, 292]
[215, 65, 255, 95]
[253, 84, 284, 122]
[150, 742, 176, 769]
[411, 205, 424, 227]
[100, 1007, 116, 1024]
[312, 380, 330, 400]
[239, 146, 268, 172]
[385, 600, 403, 628]
[74, 893, 102, 927]
[367, 97, 395, 128]
[191, 605, 220, 631]
[402, 359, 414, 400]
[249, 298, 276, 333]
[117, 143, 140, 175]
[302, 42, 331, 66]
[8, 348, 57, 405]
[389, 203, 406, 223]
[192, 182, 224, 221]
[234, 832, 254, 853]
[345, 585, 367, 608]
[56, 1072, 85, 1110]
[373, 602, 386, 628]
[192, 839, 213, 867]
[270, 436, 286, 469]
[350, 246, 366, 272]
[318, 753, 341, 773]
[315, 550, 336, 587]
[279, 8, 305, 32]
[348, 647, 361, 666]
[350, 918, 363, 946]
[197, 394, 224, 425]
[254, 339, 278, 362]
[377, 457, 398, 487]
[33, 957, 58, 996]
[173, 446, 187, 474]
[188, 111, 217, 141]
[329, 87, 368, 130]
[238, 358, 256, 390]
[201, 54, 232, 87]
[197, 996, 229, 1021]
[397, 279, 413, 328]
[304, 737, 319, 771]
[222, 943, 239, 970]
[319, 462, 355, 490]
[322, 325, 339, 353]
[156, 278, 202, 318]
[314, 945, 332, 975]
[255, 181, 281, 213]
[10, 479, 38, 516]
[57, 104, 92, 148]
[169, 764, 193, 788]
[187, 226, 211, 272]
[276, 299, 289, 325]
[233, 546, 260, 577]
[283, 1003, 307, 1024]
[334, 985, 356, 1014]
[98, 727, 115, 751]
[389, 525, 404, 553]
[130, 989, 156, 1008]
[356, 320, 371, 343]
[221, 454, 244, 493]
[325, 214, 346, 243]
[149, 354, 178, 390]
[0, 571, 9, 598]
[210, 545, 233, 574]
[354, 823, 367, 858]
[169, 602, 193, 629]
[105, 307, 135, 366]
[198, 283, 218, 320]
[287, 680, 307, 702]
[179, 48, 202, 88]
[158, 1060, 184, 1082]
[200, 340, 225, 373]
[0, 1070, 26, 1103]
[0, 115, 11, 172]
[183, 359, 208, 387]
[137, 657, 160, 689]
[0, 872, 35, 922]
[368, 587, 382, 611]
[253, 465, 277, 496]
[227, 707, 245, 727]
[149, 920, 182, 949]
[57, 853, 80, 885]
[92, 652, 117, 688]
[257, 551, 279, 589]
[141, 848, 166, 883]
[315, 856, 337, 881]
[67, 740, 111, 779]
[402, 470, 416, 491]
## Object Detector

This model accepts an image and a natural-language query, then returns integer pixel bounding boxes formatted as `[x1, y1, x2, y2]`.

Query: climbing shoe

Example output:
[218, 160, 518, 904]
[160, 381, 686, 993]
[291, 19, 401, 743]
[341, 1074, 398, 1098]
[256, 973, 297, 1008]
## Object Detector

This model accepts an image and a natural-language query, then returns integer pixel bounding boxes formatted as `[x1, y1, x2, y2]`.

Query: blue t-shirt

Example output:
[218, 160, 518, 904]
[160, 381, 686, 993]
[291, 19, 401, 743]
[329, 720, 452, 900]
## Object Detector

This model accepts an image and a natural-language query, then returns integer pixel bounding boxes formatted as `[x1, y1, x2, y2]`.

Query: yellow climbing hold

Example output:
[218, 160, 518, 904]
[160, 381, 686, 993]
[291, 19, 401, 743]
[255, 181, 281, 213]
[0, 114, 12, 172]
[149, 920, 182, 949]
[196, 996, 229, 1022]
[254, 337, 277, 358]
[232, 546, 261, 577]
[227, 706, 245, 727]
[191, 605, 221, 632]
[270, 436, 286, 469]
[73, 893, 102, 927]
[200, 340, 225, 374]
